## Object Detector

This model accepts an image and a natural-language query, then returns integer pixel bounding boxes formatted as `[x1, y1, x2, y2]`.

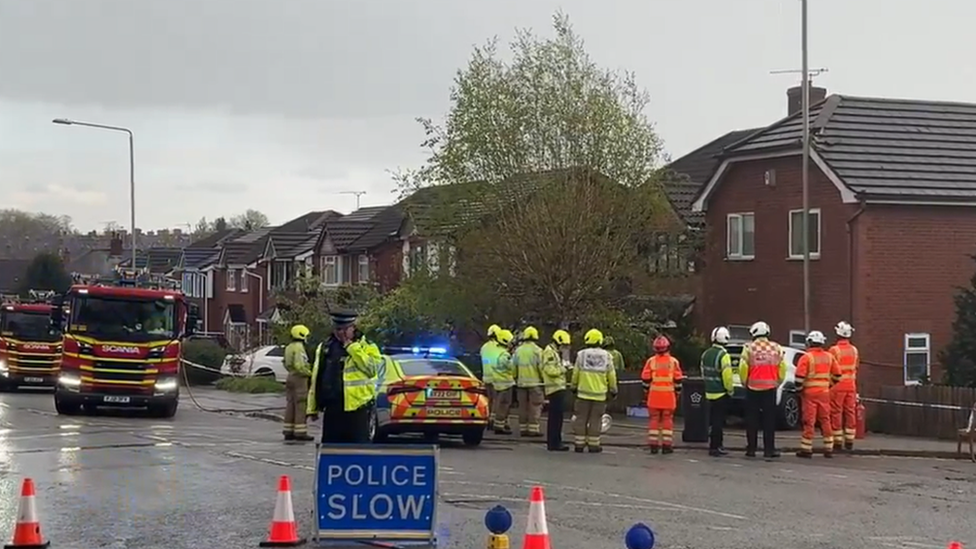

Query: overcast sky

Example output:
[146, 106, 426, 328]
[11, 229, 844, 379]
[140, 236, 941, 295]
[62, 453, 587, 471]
[1, 0, 973, 232]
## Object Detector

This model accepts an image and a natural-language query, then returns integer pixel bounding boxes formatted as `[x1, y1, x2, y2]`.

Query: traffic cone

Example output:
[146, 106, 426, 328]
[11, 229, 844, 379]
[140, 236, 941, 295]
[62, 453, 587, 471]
[4, 478, 50, 549]
[259, 475, 305, 547]
[522, 486, 551, 549]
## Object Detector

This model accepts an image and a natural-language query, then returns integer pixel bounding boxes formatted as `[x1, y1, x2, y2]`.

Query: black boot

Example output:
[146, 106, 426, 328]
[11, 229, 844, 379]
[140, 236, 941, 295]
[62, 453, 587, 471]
[283, 432, 295, 442]
[823, 450, 834, 458]
[764, 450, 782, 459]
[649, 445, 660, 455]
[548, 445, 570, 452]
[661, 446, 674, 455]
[574, 445, 585, 453]
[293, 433, 314, 442]
[844, 442, 854, 452]
[795, 450, 812, 458]
[587, 446, 603, 454]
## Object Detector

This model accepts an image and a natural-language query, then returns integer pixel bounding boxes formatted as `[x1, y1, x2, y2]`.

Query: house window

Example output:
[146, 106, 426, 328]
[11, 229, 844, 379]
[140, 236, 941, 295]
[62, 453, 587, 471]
[357, 254, 370, 283]
[272, 261, 289, 289]
[181, 273, 194, 297]
[196, 273, 205, 298]
[788, 330, 807, 350]
[788, 208, 821, 259]
[409, 244, 428, 274]
[904, 333, 931, 385]
[726, 213, 755, 260]
[322, 255, 339, 286]
[240, 270, 249, 293]
[727, 325, 752, 343]
[226, 269, 237, 291]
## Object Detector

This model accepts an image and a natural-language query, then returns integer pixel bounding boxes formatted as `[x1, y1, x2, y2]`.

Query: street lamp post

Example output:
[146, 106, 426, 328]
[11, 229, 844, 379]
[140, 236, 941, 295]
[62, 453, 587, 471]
[53, 118, 137, 269]
[800, 0, 811, 334]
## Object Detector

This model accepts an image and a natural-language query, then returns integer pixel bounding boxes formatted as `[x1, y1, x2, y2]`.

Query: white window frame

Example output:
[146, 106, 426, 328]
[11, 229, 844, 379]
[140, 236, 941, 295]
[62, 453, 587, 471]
[788, 330, 807, 350]
[226, 269, 237, 291]
[726, 212, 755, 260]
[321, 255, 339, 286]
[240, 269, 249, 293]
[788, 208, 822, 260]
[903, 333, 931, 386]
[195, 273, 205, 298]
[357, 254, 370, 284]
[727, 324, 752, 343]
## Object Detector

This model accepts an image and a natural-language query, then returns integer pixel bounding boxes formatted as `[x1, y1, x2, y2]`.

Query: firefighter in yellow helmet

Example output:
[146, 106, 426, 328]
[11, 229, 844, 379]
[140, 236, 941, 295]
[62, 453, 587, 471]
[571, 328, 618, 452]
[603, 336, 625, 371]
[491, 329, 516, 434]
[481, 324, 504, 429]
[513, 325, 545, 437]
[542, 329, 572, 451]
[283, 324, 314, 442]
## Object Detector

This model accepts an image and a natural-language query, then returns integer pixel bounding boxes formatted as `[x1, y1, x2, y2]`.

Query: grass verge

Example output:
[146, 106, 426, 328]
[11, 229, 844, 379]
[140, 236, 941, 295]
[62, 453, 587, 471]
[215, 376, 285, 394]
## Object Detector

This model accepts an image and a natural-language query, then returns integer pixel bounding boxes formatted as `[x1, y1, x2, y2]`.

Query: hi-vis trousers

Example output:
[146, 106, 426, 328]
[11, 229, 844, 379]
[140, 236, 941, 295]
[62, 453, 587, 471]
[283, 373, 310, 437]
[831, 390, 857, 447]
[573, 398, 606, 448]
[800, 392, 833, 453]
[648, 408, 675, 449]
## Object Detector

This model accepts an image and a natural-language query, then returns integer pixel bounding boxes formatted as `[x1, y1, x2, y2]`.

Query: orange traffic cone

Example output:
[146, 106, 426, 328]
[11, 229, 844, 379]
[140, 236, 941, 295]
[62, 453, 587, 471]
[522, 486, 551, 549]
[4, 478, 50, 549]
[259, 475, 305, 547]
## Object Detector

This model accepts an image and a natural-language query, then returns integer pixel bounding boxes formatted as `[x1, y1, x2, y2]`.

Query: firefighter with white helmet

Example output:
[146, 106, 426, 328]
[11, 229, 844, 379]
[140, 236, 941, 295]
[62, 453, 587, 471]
[738, 321, 787, 458]
[829, 321, 860, 451]
[570, 329, 618, 453]
[795, 330, 842, 458]
[701, 326, 735, 456]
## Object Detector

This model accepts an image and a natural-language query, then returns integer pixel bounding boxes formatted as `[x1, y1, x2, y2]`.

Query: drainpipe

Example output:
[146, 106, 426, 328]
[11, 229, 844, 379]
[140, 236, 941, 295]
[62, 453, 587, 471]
[244, 269, 264, 344]
[846, 200, 867, 323]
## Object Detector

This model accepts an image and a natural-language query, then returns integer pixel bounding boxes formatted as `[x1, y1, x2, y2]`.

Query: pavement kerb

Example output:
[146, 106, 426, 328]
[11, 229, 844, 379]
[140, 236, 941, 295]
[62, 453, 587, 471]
[235, 408, 967, 460]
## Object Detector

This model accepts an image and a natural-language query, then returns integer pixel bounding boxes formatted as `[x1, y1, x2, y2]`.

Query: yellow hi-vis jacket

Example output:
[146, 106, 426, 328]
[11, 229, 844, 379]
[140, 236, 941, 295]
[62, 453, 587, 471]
[571, 347, 618, 402]
[493, 349, 515, 391]
[540, 343, 567, 396]
[513, 341, 543, 388]
[283, 341, 312, 377]
[480, 340, 503, 384]
[306, 338, 379, 414]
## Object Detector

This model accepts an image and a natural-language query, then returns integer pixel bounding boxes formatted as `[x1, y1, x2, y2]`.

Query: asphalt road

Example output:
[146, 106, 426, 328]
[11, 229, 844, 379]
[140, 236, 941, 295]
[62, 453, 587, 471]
[1, 390, 974, 549]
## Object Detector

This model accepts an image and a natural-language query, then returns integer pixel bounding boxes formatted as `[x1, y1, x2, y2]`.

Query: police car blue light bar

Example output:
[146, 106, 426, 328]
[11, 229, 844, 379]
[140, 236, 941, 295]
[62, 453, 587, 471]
[386, 345, 450, 355]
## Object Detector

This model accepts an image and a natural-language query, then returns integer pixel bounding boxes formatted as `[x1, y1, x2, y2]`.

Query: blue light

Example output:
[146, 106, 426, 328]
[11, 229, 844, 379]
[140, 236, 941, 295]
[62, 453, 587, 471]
[411, 346, 421, 354]
[427, 347, 448, 355]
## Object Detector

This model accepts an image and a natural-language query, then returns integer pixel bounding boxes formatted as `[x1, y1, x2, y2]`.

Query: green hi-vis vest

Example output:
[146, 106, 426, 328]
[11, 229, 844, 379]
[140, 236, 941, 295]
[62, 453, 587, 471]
[700, 345, 728, 395]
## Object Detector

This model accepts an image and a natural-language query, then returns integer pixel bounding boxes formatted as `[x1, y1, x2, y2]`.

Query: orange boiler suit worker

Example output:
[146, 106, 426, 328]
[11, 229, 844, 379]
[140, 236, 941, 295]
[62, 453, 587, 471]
[640, 335, 684, 455]
[794, 330, 842, 458]
[829, 321, 859, 452]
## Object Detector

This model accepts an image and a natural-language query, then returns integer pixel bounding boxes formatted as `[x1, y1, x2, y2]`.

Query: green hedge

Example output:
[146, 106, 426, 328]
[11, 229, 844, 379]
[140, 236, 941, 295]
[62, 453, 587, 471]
[181, 339, 228, 386]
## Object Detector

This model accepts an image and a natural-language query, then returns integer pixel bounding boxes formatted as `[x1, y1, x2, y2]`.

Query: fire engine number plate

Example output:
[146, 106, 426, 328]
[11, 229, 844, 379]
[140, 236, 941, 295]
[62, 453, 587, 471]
[23, 377, 43, 383]
[103, 396, 131, 404]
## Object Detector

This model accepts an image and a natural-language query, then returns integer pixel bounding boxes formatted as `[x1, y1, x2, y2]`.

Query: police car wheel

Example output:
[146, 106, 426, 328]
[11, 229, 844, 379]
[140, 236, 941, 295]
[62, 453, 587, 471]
[369, 409, 387, 442]
[462, 427, 484, 447]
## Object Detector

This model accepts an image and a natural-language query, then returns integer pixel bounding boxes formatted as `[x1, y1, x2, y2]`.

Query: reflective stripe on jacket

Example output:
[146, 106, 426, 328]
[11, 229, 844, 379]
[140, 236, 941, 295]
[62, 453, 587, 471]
[570, 347, 618, 401]
[540, 344, 567, 396]
[795, 348, 841, 395]
[306, 339, 378, 414]
[513, 342, 543, 388]
[493, 350, 515, 390]
[828, 341, 859, 392]
[640, 354, 684, 410]
[700, 345, 734, 399]
[739, 338, 786, 391]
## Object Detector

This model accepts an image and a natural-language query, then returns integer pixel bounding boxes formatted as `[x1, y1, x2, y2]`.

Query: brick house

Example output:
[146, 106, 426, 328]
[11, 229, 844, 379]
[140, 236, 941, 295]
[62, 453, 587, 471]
[691, 87, 976, 393]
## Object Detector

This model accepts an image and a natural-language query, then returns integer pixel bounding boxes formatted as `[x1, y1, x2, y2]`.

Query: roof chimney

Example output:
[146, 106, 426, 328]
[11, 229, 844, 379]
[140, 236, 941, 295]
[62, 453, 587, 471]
[787, 84, 827, 116]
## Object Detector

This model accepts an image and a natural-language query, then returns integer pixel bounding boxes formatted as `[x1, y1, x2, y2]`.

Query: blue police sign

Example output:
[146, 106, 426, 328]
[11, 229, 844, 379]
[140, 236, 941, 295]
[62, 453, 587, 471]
[315, 444, 439, 546]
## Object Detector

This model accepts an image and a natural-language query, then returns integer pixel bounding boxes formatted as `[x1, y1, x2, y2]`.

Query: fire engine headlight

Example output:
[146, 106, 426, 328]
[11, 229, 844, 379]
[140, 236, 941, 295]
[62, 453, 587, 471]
[58, 374, 82, 387]
[154, 378, 178, 392]
[148, 346, 166, 358]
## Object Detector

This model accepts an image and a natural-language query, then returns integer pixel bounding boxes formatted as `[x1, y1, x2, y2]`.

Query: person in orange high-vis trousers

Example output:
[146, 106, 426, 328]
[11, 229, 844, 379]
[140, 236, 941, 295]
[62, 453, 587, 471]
[829, 321, 859, 452]
[794, 330, 841, 458]
[641, 335, 684, 455]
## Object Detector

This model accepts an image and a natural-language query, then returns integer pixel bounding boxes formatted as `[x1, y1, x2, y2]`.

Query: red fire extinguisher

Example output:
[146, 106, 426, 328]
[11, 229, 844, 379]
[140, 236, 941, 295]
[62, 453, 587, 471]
[855, 397, 867, 439]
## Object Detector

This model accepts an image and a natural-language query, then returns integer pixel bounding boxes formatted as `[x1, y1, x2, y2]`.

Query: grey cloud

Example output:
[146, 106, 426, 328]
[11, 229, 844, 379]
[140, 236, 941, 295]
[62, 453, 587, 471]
[0, 0, 525, 119]
[174, 181, 249, 194]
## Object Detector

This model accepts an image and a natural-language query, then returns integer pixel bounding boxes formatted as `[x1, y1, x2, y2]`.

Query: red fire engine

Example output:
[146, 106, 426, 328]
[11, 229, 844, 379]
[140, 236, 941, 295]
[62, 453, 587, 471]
[52, 268, 198, 417]
[0, 290, 62, 391]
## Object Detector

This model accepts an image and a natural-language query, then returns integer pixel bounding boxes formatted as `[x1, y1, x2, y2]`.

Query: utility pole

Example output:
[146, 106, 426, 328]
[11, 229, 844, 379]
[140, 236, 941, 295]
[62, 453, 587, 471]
[801, 0, 811, 334]
[341, 191, 367, 210]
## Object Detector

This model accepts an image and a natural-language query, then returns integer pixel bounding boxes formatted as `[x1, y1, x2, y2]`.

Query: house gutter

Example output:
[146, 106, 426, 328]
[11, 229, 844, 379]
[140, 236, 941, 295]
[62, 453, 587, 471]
[846, 199, 867, 323]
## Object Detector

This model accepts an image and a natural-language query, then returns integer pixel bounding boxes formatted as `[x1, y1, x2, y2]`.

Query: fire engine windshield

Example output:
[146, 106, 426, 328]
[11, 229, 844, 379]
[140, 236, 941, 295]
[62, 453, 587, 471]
[0, 310, 59, 342]
[68, 295, 177, 341]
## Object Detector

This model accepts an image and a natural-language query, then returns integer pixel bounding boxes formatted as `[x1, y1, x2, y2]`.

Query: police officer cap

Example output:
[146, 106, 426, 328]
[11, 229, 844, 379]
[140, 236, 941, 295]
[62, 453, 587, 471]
[329, 308, 358, 328]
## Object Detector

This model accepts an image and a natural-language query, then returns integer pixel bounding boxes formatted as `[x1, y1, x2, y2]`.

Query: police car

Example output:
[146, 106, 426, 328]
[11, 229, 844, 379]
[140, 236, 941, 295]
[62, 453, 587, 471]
[725, 342, 805, 430]
[371, 346, 490, 446]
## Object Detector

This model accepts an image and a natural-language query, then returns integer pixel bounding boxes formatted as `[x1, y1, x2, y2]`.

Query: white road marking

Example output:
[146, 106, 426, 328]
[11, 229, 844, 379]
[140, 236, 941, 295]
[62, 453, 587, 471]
[224, 451, 314, 471]
[534, 483, 747, 520]
[441, 493, 687, 512]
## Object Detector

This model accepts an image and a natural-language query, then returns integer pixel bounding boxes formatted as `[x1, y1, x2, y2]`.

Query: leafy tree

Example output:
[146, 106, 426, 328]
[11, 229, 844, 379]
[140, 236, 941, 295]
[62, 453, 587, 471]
[18, 252, 73, 295]
[940, 255, 976, 387]
[213, 217, 229, 232]
[229, 210, 269, 231]
[192, 217, 214, 239]
[394, 11, 676, 324]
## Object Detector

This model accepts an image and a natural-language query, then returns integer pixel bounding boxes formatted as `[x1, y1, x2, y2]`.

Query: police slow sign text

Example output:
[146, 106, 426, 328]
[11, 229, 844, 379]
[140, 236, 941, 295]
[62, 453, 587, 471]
[315, 445, 439, 545]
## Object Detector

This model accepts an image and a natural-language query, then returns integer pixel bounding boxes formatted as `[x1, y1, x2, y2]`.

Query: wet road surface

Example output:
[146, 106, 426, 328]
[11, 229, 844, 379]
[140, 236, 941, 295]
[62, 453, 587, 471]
[1, 389, 974, 549]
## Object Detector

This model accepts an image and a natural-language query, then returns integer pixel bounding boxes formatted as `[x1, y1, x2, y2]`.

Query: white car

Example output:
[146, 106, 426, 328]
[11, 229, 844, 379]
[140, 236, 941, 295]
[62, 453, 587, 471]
[220, 345, 287, 382]
[725, 342, 806, 430]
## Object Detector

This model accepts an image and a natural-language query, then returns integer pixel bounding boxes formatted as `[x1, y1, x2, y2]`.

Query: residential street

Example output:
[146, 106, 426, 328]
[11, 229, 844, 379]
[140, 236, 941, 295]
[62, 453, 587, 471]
[1, 389, 974, 549]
